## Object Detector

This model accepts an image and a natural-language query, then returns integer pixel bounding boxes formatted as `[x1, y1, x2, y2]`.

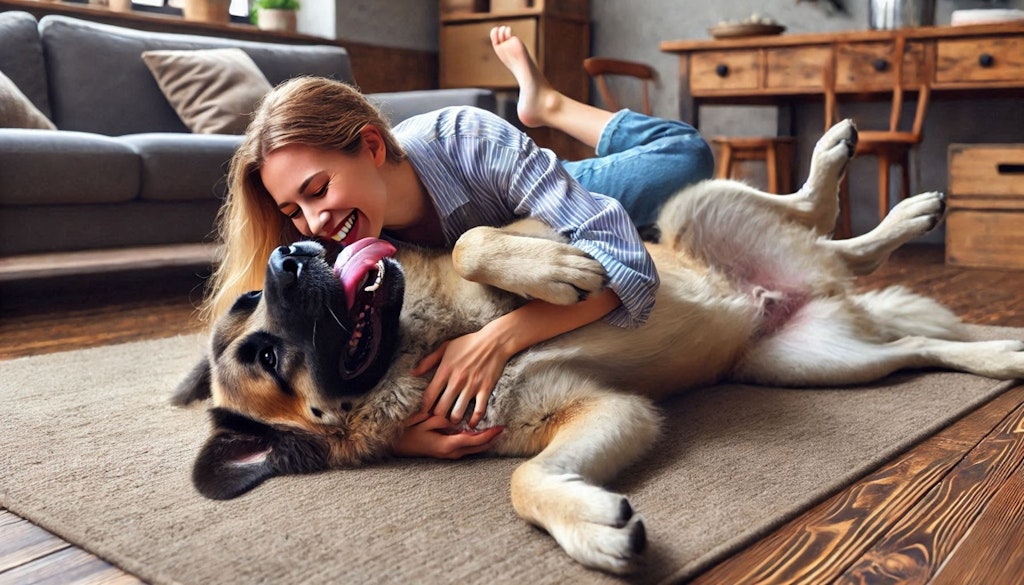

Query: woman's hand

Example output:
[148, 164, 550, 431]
[411, 324, 513, 428]
[410, 292, 622, 429]
[393, 412, 503, 459]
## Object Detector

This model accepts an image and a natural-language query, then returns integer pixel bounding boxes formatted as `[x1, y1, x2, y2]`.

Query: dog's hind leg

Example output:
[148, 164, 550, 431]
[819, 191, 947, 275]
[507, 377, 661, 574]
[732, 297, 1024, 386]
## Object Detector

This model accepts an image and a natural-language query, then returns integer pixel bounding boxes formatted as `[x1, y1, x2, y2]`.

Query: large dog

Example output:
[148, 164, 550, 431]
[174, 120, 1024, 574]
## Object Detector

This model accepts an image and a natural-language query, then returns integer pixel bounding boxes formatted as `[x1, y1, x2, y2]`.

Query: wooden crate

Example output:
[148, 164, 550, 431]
[946, 144, 1024, 269]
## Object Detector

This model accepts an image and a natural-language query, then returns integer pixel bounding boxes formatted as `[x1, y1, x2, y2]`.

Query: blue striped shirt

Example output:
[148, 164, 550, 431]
[392, 106, 658, 328]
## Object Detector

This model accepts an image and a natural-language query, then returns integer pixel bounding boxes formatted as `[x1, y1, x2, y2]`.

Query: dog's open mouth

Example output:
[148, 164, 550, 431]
[333, 238, 397, 379]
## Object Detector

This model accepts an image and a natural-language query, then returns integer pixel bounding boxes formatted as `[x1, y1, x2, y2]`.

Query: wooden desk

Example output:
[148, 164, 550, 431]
[660, 22, 1024, 130]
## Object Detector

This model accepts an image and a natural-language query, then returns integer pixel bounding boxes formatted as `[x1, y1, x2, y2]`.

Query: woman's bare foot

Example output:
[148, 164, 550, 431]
[490, 26, 561, 128]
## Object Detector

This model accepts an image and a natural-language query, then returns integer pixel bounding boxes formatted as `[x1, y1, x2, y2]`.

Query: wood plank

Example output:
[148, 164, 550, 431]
[0, 244, 216, 283]
[931, 464, 1024, 585]
[690, 383, 1024, 584]
[0, 547, 143, 585]
[0, 512, 69, 573]
[835, 394, 1024, 583]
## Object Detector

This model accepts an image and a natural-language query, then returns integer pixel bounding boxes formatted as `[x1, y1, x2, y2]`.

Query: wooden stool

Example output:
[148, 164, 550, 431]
[713, 136, 796, 194]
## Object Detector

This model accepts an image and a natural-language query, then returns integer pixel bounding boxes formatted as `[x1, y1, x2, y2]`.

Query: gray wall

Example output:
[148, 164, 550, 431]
[301, 0, 1024, 237]
[298, 0, 439, 50]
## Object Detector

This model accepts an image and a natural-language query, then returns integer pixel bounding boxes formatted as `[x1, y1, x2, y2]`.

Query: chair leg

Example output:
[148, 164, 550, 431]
[716, 144, 734, 180]
[898, 150, 911, 207]
[778, 141, 794, 194]
[878, 154, 892, 223]
[765, 145, 779, 194]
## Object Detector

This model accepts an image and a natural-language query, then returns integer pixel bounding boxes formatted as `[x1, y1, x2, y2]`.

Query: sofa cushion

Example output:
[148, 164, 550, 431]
[0, 11, 51, 120]
[39, 15, 355, 136]
[0, 70, 56, 130]
[142, 48, 272, 134]
[121, 133, 243, 202]
[0, 129, 139, 206]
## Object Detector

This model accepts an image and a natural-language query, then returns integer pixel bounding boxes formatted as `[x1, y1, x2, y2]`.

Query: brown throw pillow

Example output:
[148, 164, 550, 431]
[142, 48, 272, 134]
[0, 69, 56, 130]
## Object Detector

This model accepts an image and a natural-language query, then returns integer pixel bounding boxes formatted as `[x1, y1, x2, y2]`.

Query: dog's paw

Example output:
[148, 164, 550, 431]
[812, 118, 858, 173]
[549, 493, 646, 575]
[517, 242, 609, 305]
[879, 191, 947, 239]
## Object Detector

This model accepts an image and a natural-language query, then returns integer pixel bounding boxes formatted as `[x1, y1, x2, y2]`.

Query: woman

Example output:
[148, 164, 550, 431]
[202, 27, 714, 458]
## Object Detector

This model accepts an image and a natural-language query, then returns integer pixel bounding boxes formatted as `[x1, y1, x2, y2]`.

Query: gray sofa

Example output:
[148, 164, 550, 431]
[0, 11, 495, 258]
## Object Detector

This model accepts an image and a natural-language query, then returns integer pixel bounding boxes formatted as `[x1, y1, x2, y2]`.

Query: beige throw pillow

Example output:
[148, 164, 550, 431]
[142, 48, 272, 134]
[0, 69, 56, 130]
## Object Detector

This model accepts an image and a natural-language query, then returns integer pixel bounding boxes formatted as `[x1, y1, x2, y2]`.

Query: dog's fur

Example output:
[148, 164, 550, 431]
[174, 120, 1024, 574]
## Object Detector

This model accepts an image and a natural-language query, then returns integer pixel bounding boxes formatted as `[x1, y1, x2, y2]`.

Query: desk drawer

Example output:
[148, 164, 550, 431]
[691, 50, 759, 92]
[949, 144, 1024, 199]
[765, 46, 831, 90]
[946, 144, 1024, 269]
[936, 37, 1024, 84]
[836, 41, 897, 92]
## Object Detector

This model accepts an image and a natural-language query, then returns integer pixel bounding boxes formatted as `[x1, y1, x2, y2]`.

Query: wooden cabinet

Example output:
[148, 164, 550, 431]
[439, 0, 591, 159]
[946, 144, 1024, 269]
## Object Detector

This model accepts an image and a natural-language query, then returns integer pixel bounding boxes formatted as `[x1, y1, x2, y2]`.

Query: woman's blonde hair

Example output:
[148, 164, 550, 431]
[200, 76, 406, 325]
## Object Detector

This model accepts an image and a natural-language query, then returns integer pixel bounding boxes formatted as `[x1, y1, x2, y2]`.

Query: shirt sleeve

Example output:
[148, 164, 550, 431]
[434, 108, 660, 328]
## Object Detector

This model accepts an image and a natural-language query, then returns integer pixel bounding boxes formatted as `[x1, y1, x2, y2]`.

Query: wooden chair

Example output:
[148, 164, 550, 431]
[826, 34, 932, 223]
[712, 135, 797, 194]
[583, 57, 656, 115]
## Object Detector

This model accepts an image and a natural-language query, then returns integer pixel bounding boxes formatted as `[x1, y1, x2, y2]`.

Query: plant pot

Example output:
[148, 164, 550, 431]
[183, 0, 231, 24]
[256, 8, 298, 33]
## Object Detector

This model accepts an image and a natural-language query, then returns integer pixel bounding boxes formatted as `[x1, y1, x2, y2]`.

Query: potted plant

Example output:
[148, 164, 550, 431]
[182, 0, 232, 24]
[252, 0, 300, 33]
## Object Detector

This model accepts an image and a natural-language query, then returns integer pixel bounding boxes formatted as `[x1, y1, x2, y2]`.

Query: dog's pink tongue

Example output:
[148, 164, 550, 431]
[333, 238, 397, 309]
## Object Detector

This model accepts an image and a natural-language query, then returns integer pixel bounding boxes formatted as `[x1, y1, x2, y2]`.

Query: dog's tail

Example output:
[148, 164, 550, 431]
[852, 286, 968, 341]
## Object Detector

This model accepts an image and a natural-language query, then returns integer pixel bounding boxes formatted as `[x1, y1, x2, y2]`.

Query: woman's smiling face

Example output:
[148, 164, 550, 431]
[260, 135, 388, 248]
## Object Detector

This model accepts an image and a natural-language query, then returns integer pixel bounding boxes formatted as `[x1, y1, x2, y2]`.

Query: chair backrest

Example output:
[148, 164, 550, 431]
[824, 34, 931, 140]
[583, 57, 656, 115]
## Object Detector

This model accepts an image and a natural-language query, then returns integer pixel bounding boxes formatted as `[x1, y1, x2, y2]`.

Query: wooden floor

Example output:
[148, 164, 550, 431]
[1, 245, 1023, 584]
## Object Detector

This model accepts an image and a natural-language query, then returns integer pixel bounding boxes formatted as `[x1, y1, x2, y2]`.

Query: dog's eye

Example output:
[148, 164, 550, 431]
[311, 408, 324, 419]
[258, 347, 278, 370]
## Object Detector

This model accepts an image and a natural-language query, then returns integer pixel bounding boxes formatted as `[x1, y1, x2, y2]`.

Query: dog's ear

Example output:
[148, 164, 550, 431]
[171, 358, 212, 406]
[192, 408, 330, 500]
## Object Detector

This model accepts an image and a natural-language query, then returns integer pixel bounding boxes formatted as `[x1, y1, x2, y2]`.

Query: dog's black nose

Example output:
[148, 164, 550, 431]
[269, 242, 322, 287]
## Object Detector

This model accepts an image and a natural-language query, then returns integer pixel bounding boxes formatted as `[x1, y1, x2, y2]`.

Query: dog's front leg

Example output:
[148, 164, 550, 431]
[508, 385, 661, 574]
[453, 225, 608, 305]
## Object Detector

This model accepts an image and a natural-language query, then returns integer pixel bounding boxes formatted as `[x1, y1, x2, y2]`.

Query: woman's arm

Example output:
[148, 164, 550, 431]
[412, 288, 621, 428]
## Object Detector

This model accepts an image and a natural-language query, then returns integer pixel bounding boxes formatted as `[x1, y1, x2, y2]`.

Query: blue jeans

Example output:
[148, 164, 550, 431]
[562, 109, 715, 228]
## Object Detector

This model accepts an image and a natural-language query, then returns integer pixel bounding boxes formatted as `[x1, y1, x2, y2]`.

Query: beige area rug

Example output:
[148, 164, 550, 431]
[1, 326, 1022, 585]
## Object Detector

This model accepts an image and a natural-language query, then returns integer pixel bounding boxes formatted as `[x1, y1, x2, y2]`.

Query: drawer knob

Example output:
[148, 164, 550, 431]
[979, 53, 995, 68]
[872, 58, 889, 73]
[715, 64, 729, 77]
